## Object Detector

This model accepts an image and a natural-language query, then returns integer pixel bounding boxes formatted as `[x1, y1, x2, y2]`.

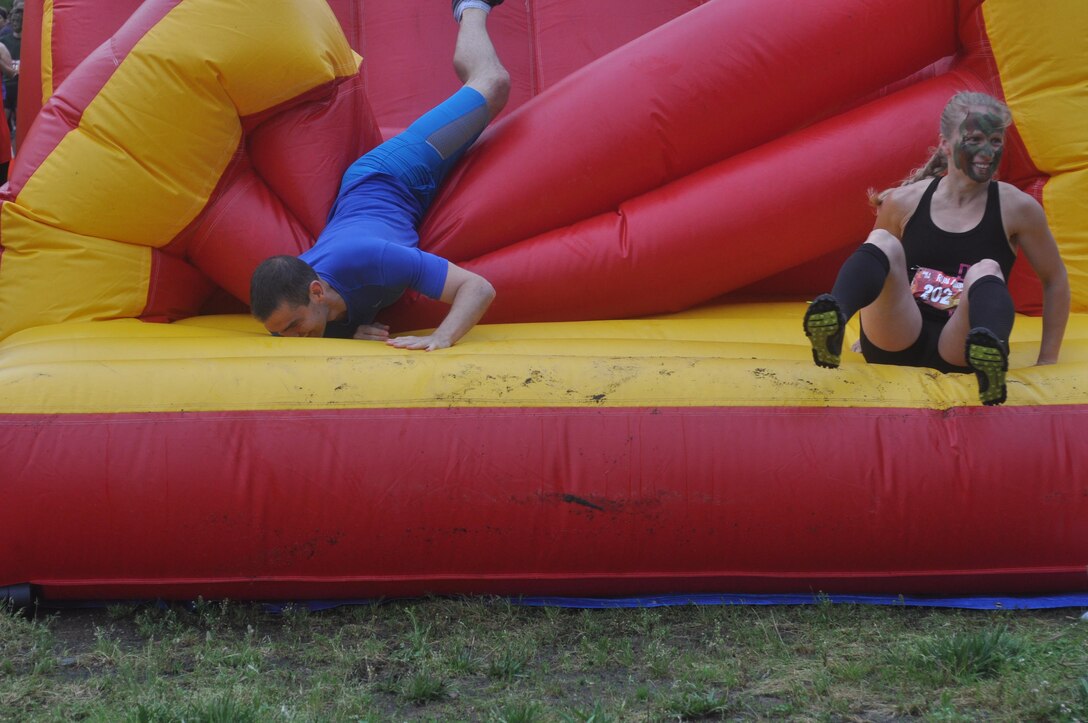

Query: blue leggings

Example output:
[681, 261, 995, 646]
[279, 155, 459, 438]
[339, 86, 490, 210]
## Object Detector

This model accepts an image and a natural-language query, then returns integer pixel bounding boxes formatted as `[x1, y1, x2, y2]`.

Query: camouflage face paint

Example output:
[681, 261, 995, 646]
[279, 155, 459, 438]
[952, 111, 1005, 183]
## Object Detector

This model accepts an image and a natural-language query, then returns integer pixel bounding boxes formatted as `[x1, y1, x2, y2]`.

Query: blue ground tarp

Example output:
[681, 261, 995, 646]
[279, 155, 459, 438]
[30, 592, 1088, 613]
[254, 592, 1088, 613]
[508, 593, 1088, 611]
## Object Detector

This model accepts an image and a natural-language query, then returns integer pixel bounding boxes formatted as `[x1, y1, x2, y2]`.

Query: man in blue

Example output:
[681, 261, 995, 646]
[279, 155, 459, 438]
[250, 0, 508, 351]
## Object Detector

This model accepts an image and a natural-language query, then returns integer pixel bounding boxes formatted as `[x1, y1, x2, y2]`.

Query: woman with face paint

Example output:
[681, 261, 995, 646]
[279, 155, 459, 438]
[803, 91, 1070, 405]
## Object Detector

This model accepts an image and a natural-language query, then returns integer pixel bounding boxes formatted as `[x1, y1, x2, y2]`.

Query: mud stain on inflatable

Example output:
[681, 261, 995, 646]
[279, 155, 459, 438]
[433, 364, 487, 402]
[578, 361, 645, 405]
[563, 494, 605, 511]
[267, 530, 344, 562]
[523, 369, 545, 386]
[752, 367, 826, 393]
[539, 493, 631, 516]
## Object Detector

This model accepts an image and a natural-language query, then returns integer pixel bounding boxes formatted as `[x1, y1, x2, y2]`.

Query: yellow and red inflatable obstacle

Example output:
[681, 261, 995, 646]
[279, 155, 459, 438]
[1, 0, 1087, 602]
[0, 0, 381, 339]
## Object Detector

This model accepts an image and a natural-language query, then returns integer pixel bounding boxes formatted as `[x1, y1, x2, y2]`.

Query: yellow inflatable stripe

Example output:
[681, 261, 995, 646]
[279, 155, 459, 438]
[18, 89, 241, 244]
[0, 204, 151, 329]
[983, 0, 1088, 311]
[186, 0, 362, 114]
[41, 0, 54, 102]
[2, 305, 1086, 414]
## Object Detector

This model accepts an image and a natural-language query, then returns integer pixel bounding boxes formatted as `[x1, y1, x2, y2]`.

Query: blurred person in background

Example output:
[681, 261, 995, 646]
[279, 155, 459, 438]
[1, 4, 20, 143]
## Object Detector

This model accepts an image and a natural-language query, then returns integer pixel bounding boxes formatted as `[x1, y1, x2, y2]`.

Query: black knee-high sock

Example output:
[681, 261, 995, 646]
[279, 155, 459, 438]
[829, 243, 890, 319]
[967, 275, 1015, 343]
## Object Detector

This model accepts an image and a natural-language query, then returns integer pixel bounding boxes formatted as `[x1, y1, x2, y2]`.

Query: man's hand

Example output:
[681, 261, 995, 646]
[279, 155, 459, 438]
[386, 334, 452, 352]
[353, 322, 391, 341]
[386, 262, 495, 352]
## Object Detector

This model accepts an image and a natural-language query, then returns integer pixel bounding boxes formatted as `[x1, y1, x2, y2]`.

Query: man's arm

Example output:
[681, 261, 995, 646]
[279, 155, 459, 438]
[1010, 190, 1069, 365]
[387, 262, 495, 351]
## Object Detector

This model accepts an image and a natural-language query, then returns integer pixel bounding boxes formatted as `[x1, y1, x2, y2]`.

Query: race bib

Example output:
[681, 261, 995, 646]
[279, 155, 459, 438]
[911, 266, 964, 311]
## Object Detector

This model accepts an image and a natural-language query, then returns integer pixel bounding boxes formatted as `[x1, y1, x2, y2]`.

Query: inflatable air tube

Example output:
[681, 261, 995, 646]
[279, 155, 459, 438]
[1, 0, 1087, 603]
[420, 0, 961, 261]
[1, 309, 1087, 601]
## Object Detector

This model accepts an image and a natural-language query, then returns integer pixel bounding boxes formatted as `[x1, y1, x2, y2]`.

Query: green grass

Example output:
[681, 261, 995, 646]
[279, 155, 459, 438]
[2, 597, 1088, 721]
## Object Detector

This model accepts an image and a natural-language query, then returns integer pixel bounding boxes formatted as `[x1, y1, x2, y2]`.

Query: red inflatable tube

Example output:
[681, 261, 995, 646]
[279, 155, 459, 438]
[247, 75, 382, 240]
[419, 0, 960, 262]
[177, 154, 314, 302]
[335, 1, 705, 139]
[730, 0, 1049, 311]
[387, 70, 988, 329]
[4, 406, 1086, 601]
[142, 251, 217, 322]
[170, 76, 384, 304]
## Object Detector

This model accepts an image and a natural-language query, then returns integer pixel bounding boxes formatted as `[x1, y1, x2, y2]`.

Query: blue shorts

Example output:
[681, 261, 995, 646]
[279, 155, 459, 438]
[339, 86, 490, 211]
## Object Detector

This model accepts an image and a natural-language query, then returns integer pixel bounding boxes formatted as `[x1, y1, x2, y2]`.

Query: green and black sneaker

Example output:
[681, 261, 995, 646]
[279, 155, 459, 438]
[966, 327, 1008, 406]
[803, 294, 846, 369]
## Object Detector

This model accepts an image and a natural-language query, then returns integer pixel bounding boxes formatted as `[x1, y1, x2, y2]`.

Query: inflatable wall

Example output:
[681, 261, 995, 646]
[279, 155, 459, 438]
[1, 0, 1086, 603]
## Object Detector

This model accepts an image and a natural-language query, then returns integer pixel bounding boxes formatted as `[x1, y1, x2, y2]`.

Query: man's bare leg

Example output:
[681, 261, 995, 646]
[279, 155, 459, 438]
[453, 6, 510, 120]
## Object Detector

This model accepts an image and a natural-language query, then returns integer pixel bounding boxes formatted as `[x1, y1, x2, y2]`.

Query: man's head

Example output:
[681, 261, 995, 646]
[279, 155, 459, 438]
[250, 255, 330, 337]
[10, 6, 21, 33]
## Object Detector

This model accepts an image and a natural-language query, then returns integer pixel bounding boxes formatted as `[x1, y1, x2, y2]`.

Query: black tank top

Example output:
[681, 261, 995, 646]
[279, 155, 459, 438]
[903, 177, 1016, 319]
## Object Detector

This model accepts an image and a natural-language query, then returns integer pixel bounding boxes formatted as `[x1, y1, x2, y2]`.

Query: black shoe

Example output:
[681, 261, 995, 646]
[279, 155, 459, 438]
[966, 327, 1009, 406]
[803, 294, 846, 369]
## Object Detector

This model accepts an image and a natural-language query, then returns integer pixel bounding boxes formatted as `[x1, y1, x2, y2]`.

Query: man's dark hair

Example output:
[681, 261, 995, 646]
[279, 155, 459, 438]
[250, 255, 319, 320]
